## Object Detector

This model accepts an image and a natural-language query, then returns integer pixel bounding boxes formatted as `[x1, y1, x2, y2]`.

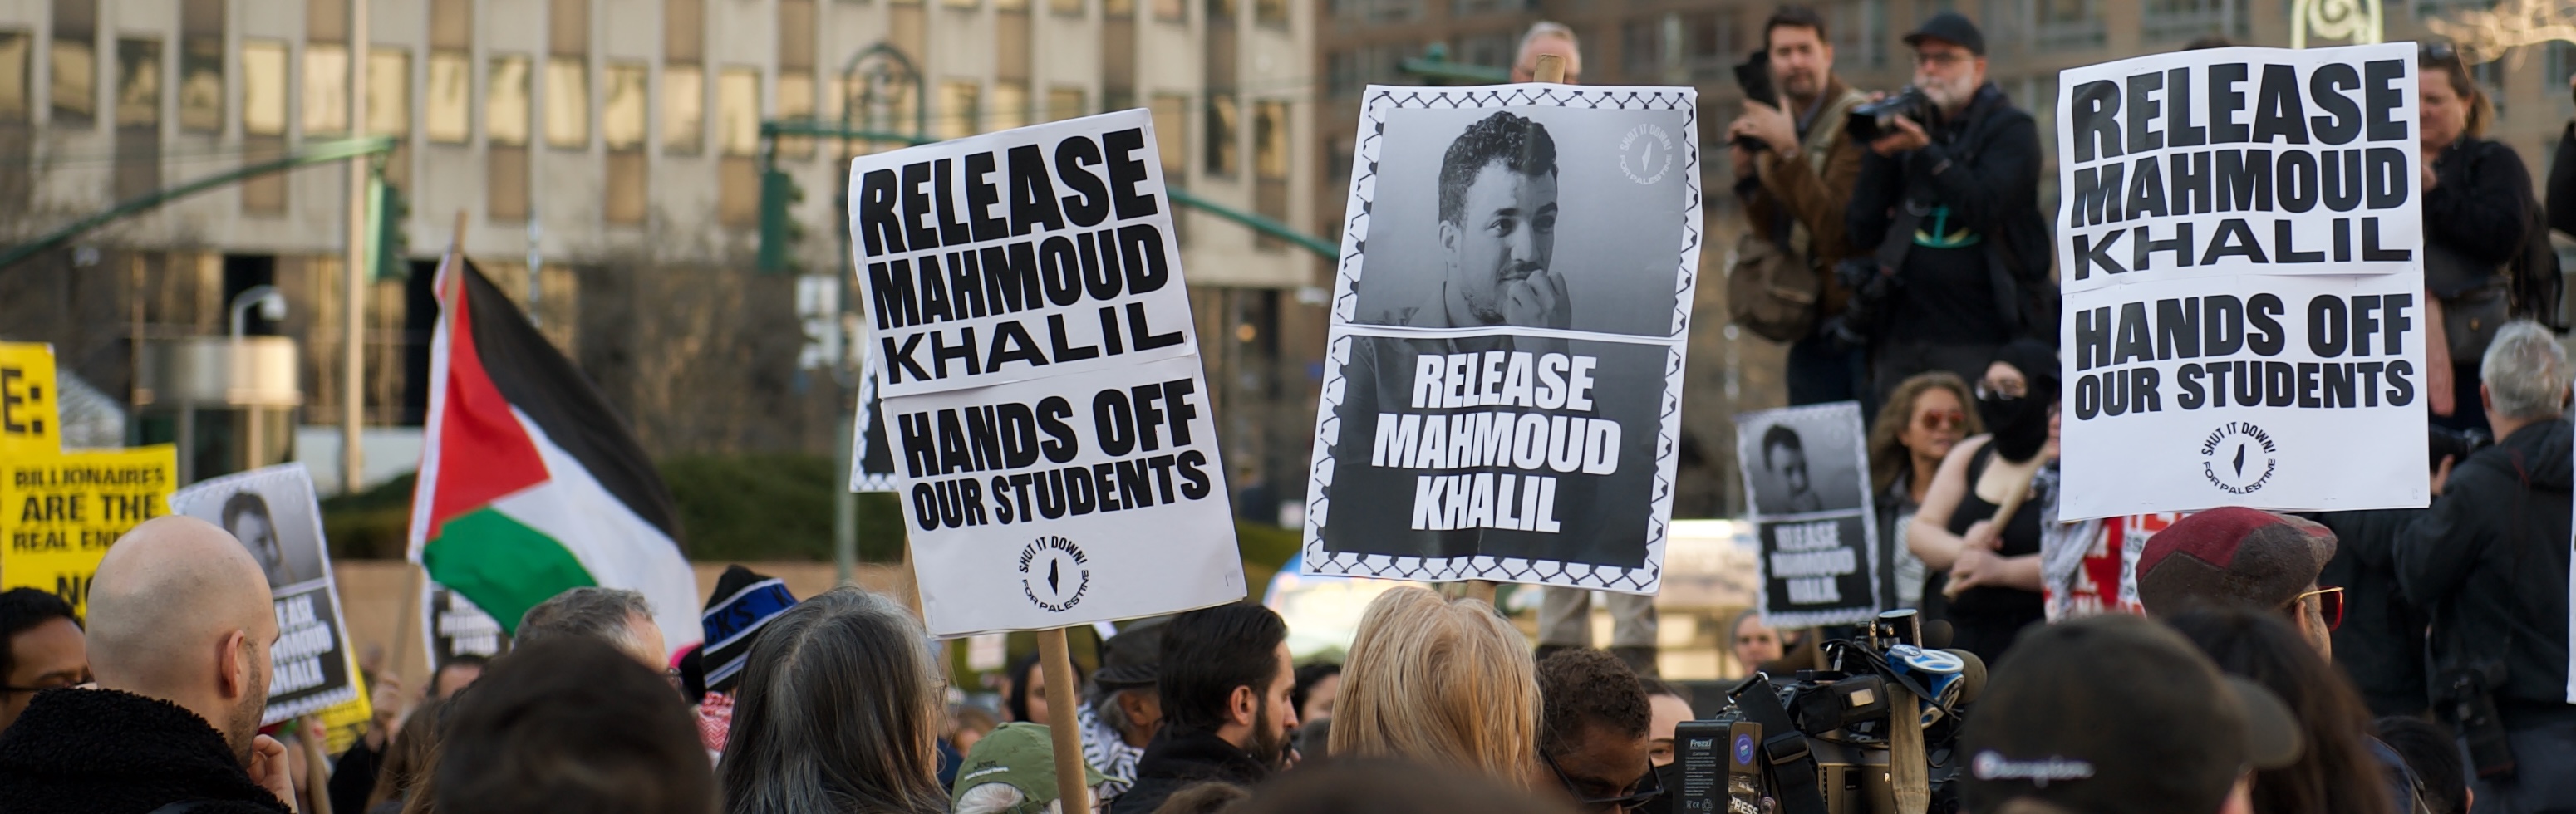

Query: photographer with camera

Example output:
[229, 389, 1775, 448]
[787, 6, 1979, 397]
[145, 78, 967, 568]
[2395, 321, 2576, 813]
[1838, 12, 2052, 407]
[1725, 7, 1874, 405]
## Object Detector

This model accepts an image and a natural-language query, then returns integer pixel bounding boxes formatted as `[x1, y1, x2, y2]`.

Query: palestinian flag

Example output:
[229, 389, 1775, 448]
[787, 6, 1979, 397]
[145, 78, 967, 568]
[406, 257, 702, 651]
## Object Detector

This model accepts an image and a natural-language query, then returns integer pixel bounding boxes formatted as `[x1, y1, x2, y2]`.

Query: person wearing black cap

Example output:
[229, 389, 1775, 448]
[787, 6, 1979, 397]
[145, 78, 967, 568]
[1079, 617, 1167, 807]
[1841, 10, 2052, 409]
[1907, 340, 2057, 665]
[1961, 614, 2302, 814]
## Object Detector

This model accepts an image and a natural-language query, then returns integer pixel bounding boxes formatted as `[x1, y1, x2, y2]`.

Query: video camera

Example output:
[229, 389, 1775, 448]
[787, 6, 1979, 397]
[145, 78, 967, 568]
[1672, 610, 1988, 814]
[1845, 86, 1934, 142]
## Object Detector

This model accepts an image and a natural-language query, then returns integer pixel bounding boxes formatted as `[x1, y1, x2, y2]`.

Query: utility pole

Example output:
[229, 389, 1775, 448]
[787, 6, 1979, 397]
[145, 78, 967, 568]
[341, 0, 370, 497]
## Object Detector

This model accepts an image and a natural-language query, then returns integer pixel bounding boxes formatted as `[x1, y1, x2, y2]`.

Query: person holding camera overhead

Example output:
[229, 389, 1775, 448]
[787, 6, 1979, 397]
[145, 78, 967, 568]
[1839, 12, 2053, 409]
[1725, 7, 1874, 406]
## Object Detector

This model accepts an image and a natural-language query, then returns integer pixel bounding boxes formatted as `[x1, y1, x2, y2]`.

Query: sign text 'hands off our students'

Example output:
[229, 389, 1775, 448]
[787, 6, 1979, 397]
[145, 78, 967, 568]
[848, 110, 1242, 638]
[2054, 44, 2427, 521]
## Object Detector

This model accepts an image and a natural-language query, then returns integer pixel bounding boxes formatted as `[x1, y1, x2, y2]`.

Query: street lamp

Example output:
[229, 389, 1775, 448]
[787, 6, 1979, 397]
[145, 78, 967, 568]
[229, 285, 287, 340]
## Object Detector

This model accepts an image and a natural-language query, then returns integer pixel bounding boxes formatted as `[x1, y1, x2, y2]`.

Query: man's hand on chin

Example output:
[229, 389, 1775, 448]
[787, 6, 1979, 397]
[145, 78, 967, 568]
[1504, 267, 1572, 330]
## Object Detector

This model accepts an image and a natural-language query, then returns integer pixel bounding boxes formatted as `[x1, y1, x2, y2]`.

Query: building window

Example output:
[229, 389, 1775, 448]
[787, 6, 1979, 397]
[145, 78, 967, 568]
[1047, 86, 1085, 121]
[242, 40, 286, 135]
[1054, 0, 1086, 13]
[1155, 0, 1186, 22]
[1106, 0, 1133, 12]
[1621, 20, 1661, 80]
[1831, 0, 1886, 68]
[602, 61, 647, 150]
[937, 81, 980, 139]
[1148, 92, 1187, 174]
[0, 32, 27, 124]
[52, 0, 94, 126]
[115, 39, 158, 129]
[426, 51, 469, 143]
[368, 49, 409, 136]
[666, 66, 705, 154]
[666, 0, 704, 154]
[717, 66, 761, 156]
[991, 81, 1030, 132]
[488, 56, 531, 145]
[547, 0, 588, 149]
[2141, 0, 2248, 43]
[1255, 100, 1288, 249]
[2033, 0, 2107, 51]
[305, 44, 349, 135]
[180, 0, 223, 133]
[1256, 0, 1289, 25]
[1204, 92, 1236, 176]
[778, 71, 815, 157]
[1328, 0, 1423, 22]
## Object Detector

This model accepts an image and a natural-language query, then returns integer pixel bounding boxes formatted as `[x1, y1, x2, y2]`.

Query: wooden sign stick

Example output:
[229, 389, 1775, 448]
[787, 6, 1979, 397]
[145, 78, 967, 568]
[1037, 627, 1094, 813]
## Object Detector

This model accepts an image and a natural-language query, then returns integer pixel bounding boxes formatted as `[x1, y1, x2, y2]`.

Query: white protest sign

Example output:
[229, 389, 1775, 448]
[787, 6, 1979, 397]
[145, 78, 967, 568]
[1300, 85, 1702, 592]
[1735, 402, 1882, 628]
[2056, 44, 2427, 520]
[168, 464, 366, 723]
[847, 110, 1242, 637]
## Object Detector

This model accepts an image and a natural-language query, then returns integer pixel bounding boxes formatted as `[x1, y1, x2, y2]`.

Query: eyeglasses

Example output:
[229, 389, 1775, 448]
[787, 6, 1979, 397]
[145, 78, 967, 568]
[1916, 409, 1968, 431]
[2292, 586, 2347, 631]
[1914, 51, 1973, 68]
[1544, 751, 1666, 812]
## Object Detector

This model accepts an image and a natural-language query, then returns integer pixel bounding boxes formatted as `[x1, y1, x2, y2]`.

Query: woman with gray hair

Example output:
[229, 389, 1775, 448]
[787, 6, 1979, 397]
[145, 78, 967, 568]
[720, 586, 949, 814]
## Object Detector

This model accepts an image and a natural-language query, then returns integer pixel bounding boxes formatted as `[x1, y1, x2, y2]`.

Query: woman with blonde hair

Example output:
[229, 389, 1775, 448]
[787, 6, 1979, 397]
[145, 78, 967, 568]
[1329, 586, 1541, 788]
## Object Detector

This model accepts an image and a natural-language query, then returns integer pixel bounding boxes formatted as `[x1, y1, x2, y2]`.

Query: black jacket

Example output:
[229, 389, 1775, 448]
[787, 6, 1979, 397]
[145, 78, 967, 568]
[1846, 82, 2054, 341]
[2425, 136, 2532, 271]
[0, 688, 293, 814]
[2397, 419, 2575, 724]
[2312, 508, 2431, 717]
[1106, 728, 1271, 814]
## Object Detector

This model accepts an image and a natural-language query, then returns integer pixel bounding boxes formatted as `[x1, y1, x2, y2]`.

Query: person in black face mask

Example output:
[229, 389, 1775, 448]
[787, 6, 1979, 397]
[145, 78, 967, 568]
[1905, 339, 2059, 665]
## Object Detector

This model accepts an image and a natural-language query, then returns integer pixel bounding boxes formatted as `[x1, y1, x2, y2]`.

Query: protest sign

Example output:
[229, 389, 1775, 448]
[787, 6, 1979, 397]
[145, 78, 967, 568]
[2056, 44, 2427, 520]
[1300, 85, 1703, 593]
[425, 581, 507, 662]
[1735, 403, 1880, 627]
[0, 342, 178, 617]
[170, 464, 364, 723]
[846, 110, 1242, 639]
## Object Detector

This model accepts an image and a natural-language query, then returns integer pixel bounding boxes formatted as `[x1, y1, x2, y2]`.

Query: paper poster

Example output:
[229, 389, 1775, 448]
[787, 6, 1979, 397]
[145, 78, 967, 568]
[848, 359, 902, 493]
[0, 342, 178, 618]
[1736, 403, 1881, 628]
[844, 110, 1243, 637]
[1301, 85, 1703, 592]
[2056, 44, 2427, 519]
[169, 464, 364, 723]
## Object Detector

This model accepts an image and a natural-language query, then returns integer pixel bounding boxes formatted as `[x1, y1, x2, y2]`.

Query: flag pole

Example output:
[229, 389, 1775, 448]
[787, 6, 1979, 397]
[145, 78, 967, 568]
[390, 211, 469, 694]
[1036, 627, 1094, 814]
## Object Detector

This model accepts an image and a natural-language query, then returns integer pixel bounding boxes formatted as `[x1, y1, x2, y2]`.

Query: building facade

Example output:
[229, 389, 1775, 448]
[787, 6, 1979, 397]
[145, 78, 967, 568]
[0, 0, 1322, 495]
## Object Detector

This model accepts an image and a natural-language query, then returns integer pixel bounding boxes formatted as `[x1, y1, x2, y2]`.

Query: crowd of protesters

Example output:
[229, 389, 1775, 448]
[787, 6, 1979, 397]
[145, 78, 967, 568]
[0, 12, 2574, 814]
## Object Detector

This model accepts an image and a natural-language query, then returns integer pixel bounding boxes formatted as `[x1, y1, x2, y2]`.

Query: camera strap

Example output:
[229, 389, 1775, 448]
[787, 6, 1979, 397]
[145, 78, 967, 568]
[1733, 682, 1831, 814]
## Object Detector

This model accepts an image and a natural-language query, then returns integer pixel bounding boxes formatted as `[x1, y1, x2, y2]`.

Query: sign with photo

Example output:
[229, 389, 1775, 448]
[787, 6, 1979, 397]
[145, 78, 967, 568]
[2055, 44, 2427, 519]
[1735, 403, 1881, 627]
[844, 110, 1244, 637]
[1301, 85, 1703, 593]
[169, 464, 364, 723]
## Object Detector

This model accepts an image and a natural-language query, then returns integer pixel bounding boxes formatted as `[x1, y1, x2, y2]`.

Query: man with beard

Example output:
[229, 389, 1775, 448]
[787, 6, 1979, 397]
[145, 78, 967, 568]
[1728, 7, 1875, 405]
[1109, 603, 1296, 814]
[0, 516, 296, 814]
[1843, 12, 2052, 407]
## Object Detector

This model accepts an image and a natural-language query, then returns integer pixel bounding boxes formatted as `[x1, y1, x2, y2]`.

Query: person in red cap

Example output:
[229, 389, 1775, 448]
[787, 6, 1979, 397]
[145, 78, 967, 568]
[2131, 507, 2339, 656]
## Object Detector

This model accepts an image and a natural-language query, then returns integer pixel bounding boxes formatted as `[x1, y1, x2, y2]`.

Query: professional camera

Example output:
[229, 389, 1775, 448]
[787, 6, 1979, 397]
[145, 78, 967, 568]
[2428, 426, 2492, 466]
[1672, 610, 1986, 814]
[1846, 86, 1934, 142]
[1732, 51, 1777, 152]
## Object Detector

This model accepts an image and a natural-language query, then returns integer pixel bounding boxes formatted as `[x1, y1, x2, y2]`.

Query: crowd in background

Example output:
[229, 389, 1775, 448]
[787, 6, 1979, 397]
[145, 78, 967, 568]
[2, 10, 2575, 814]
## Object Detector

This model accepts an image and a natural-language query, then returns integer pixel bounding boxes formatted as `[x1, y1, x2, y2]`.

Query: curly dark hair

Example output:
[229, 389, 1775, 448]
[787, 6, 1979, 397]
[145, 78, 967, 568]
[1536, 648, 1649, 758]
[1761, 424, 1804, 470]
[1436, 111, 1559, 226]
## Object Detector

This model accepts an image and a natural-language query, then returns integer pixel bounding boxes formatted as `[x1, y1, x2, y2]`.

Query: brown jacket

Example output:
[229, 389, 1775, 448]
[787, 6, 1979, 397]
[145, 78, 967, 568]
[1743, 77, 1870, 316]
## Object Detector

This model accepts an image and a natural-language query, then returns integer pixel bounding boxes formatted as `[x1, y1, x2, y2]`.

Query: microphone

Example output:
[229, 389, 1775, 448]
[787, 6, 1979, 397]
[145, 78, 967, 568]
[1941, 648, 1988, 705]
[1922, 620, 1955, 650]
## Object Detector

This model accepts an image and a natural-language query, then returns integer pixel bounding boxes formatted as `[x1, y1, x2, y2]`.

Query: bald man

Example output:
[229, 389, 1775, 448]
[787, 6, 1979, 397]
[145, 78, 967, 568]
[0, 516, 297, 814]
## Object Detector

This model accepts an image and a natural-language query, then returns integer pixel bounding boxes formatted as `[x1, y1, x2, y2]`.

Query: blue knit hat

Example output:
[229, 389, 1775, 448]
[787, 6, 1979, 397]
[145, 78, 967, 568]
[700, 566, 799, 692]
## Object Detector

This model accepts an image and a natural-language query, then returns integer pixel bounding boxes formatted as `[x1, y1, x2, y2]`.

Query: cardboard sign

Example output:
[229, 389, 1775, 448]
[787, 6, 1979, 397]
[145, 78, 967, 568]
[170, 464, 365, 723]
[845, 110, 1243, 637]
[0, 342, 178, 617]
[1736, 403, 1881, 627]
[1302, 85, 1703, 592]
[2056, 44, 2427, 519]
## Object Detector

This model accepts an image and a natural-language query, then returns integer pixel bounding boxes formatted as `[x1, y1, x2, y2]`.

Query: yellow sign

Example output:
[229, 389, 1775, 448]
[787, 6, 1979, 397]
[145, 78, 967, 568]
[0, 342, 178, 618]
[0, 343, 59, 458]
